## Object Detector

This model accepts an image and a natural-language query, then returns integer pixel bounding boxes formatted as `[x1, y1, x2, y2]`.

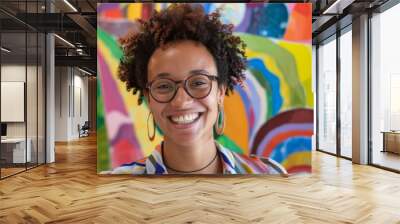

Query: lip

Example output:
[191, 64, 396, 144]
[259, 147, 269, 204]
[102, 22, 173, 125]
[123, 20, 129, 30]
[166, 112, 203, 130]
[165, 110, 205, 117]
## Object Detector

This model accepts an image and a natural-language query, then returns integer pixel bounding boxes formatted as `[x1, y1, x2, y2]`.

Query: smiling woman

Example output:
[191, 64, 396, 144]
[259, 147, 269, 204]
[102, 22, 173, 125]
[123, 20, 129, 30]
[112, 3, 287, 175]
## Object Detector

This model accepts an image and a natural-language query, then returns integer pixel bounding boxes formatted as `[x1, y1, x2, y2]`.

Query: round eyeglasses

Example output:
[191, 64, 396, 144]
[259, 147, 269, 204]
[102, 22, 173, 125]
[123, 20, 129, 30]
[146, 74, 220, 103]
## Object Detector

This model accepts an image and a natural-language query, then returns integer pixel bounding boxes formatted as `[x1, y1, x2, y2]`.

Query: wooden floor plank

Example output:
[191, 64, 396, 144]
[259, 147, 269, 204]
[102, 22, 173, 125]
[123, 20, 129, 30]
[0, 134, 399, 223]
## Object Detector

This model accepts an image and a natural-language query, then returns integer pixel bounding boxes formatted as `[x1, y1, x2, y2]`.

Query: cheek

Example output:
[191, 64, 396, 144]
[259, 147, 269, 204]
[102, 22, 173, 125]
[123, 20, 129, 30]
[148, 103, 164, 125]
[202, 96, 219, 122]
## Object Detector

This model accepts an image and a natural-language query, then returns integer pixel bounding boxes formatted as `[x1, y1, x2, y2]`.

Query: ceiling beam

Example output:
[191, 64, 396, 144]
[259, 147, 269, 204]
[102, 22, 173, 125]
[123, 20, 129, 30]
[67, 13, 96, 46]
[323, 0, 356, 15]
[55, 55, 96, 71]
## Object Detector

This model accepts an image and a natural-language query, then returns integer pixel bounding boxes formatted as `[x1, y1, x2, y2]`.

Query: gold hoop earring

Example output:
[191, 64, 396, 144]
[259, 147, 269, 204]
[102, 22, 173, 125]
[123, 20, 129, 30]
[214, 104, 225, 136]
[147, 112, 156, 141]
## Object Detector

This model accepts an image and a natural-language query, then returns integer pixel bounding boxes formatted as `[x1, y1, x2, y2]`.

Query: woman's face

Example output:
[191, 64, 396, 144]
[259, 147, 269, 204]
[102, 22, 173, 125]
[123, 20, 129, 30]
[146, 40, 225, 146]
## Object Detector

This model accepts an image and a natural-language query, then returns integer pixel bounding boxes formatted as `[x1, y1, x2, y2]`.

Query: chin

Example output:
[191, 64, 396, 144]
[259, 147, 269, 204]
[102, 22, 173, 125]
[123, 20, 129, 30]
[164, 130, 213, 147]
[169, 133, 202, 145]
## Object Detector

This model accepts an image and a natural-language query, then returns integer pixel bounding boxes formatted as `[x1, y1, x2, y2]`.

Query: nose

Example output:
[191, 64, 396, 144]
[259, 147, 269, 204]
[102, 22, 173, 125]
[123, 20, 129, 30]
[170, 86, 193, 108]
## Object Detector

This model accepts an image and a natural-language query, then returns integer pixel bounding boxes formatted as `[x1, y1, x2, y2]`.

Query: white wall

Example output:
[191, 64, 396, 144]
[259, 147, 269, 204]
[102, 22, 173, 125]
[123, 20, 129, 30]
[1, 65, 26, 130]
[1, 63, 46, 164]
[1, 64, 26, 81]
[72, 72, 89, 138]
[1, 65, 36, 138]
[54, 67, 89, 141]
[55, 66, 69, 141]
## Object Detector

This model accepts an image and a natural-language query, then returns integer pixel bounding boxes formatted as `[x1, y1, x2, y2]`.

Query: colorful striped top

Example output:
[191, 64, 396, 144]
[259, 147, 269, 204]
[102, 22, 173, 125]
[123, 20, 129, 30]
[109, 142, 287, 175]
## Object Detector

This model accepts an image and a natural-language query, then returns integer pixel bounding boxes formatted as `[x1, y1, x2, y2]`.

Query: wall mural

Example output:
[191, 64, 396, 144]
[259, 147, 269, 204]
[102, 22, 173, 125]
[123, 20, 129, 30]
[97, 3, 313, 174]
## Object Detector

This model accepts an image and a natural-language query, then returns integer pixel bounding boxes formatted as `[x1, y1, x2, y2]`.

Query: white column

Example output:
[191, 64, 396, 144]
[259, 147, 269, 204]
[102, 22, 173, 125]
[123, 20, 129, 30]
[46, 32, 55, 163]
[352, 14, 369, 164]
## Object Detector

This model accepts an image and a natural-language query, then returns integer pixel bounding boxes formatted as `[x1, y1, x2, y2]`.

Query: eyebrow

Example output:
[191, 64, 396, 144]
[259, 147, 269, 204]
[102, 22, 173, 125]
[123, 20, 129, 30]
[154, 72, 171, 78]
[189, 69, 210, 75]
[154, 69, 210, 79]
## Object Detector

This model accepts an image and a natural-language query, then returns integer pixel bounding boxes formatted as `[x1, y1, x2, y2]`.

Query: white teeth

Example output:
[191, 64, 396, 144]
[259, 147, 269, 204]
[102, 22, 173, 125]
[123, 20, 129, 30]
[171, 113, 200, 124]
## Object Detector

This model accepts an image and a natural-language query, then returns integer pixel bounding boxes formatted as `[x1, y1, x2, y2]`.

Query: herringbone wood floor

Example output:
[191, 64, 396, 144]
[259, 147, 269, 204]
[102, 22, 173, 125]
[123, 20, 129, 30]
[1, 135, 399, 224]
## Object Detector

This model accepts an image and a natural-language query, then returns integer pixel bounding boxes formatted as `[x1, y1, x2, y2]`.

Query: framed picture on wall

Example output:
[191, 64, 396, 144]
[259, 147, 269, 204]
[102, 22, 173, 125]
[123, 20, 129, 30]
[1, 81, 25, 123]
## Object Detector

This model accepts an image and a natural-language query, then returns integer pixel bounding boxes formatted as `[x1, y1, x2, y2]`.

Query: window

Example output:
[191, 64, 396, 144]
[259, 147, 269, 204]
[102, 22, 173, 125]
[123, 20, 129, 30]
[339, 28, 352, 158]
[317, 36, 337, 154]
[371, 3, 400, 171]
[0, 0, 47, 179]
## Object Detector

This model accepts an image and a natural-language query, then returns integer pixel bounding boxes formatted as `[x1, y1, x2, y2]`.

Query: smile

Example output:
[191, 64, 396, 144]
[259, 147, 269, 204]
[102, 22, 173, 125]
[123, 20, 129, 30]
[168, 113, 202, 125]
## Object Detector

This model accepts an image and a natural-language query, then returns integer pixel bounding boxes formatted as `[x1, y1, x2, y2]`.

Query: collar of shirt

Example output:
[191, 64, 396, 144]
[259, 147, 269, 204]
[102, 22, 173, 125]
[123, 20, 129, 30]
[145, 141, 239, 174]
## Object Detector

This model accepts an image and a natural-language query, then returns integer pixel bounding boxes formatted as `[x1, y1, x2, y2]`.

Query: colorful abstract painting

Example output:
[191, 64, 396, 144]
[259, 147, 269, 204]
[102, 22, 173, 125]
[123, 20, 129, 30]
[97, 3, 313, 174]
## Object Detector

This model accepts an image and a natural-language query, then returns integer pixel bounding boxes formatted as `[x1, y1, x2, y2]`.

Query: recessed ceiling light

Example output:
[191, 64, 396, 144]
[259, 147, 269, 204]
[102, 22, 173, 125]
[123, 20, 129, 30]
[78, 67, 93, 76]
[1, 47, 11, 53]
[63, 0, 78, 12]
[54, 34, 75, 48]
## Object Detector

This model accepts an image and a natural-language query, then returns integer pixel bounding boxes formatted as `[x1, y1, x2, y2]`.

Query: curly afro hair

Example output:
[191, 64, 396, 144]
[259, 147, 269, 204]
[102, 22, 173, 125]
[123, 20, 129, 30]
[118, 3, 247, 105]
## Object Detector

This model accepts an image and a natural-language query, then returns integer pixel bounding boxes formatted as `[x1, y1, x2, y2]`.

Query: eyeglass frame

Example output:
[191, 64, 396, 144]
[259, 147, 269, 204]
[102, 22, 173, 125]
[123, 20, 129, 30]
[145, 73, 221, 103]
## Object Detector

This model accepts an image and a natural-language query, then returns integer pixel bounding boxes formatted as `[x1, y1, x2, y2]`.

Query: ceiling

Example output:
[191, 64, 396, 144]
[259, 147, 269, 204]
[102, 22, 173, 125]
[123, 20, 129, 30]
[311, 0, 390, 44]
[0, 0, 97, 74]
[0, 0, 395, 73]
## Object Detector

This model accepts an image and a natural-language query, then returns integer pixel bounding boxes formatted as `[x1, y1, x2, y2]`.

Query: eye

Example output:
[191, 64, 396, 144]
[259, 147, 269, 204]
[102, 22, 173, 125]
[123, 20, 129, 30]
[156, 84, 171, 89]
[192, 80, 207, 86]
[153, 81, 174, 93]
[189, 77, 209, 89]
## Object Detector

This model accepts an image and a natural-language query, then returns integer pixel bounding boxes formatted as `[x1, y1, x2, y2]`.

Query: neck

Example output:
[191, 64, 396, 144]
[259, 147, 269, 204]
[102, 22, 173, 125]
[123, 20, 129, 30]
[162, 137, 221, 174]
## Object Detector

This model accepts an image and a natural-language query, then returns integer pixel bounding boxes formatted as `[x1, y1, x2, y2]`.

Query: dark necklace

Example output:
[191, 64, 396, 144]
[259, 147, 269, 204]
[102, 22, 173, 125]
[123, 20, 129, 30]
[161, 142, 219, 174]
